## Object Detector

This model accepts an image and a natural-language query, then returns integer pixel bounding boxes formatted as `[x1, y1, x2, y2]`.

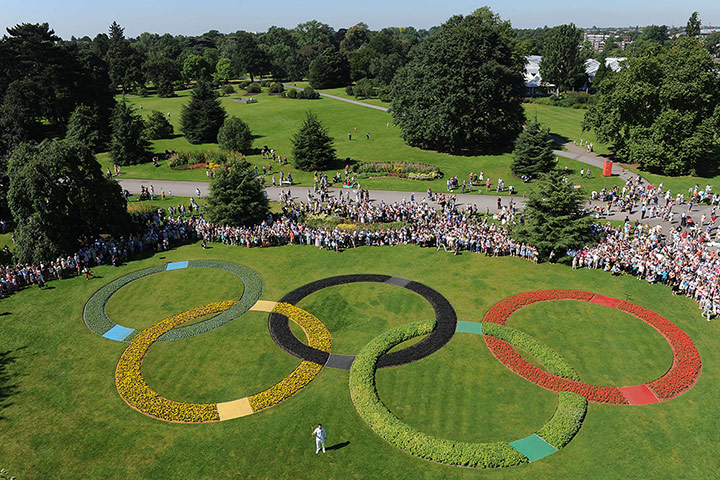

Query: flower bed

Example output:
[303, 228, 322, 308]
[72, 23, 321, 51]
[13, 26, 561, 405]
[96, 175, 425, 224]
[355, 161, 442, 180]
[349, 320, 586, 468]
[482, 290, 701, 404]
[249, 303, 332, 412]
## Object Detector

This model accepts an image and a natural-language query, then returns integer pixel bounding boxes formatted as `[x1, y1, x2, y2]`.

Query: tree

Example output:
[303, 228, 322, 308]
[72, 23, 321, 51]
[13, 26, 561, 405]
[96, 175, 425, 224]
[540, 24, 586, 93]
[511, 120, 555, 177]
[640, 25, 668, 44]
[686, 11, 701, 38]
[584, 38, 720, 175]
[340, 23, 370, 52]
[66, 104, 106, 151]
[180, 80, 226, 144]
[231, 31, 269, 82]
[110, 102, 150, 165]
[7, 139, 129, 264]
[105, 21, 145, 93]
[144, 55, 180, 97]
[308, 48, 350, 89]
[705, 31, 720, 57]
[144, 110, 174, 139]
[512, 169, 595, 260]
[292, 111, 336, 171]
[217, 116, 253, 152]
[205, 158, 269, 227]
[182, 54, 211, 83]
[214, 58, 232, 83]
[390, 8, 525, 154]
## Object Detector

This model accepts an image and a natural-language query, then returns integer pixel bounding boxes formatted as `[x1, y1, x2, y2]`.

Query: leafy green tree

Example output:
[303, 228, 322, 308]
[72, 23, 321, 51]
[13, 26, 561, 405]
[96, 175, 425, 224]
[231, 31, 269, 82]
[144, 55, 180, 97]
[214, 58, 232, 83]
[144, 110, 174, 140]
[105, 21, 145, 94]
[686, 11, 701, 38]
[584, 38, 720, 175]
[66, 104, 106, 151]
[180, 80, 226, 144]
[7, 139, 130, 264]
[705, 31, 720, 57]
[292, 111, 336, 171]
[182, 54, 212, 83]
[511, 120, 555, 177]
[591, 55, 613, 89]
[390, 8, 525, 154]
[640, 25, 668, 44]
[110, 102, 150, 165]
[217, 116, 253, 152]
[540, 24, 586, 93]
[205, 158, 269, 226]
[308, 48, 351, 89]
[512, 169, 595, 260]
[340, 23, 370, 52]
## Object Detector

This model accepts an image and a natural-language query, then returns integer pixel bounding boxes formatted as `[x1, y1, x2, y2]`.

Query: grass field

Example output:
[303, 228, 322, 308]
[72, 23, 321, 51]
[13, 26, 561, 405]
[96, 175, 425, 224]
[99, 90, 627, 196]
[0, 241, 717, 479]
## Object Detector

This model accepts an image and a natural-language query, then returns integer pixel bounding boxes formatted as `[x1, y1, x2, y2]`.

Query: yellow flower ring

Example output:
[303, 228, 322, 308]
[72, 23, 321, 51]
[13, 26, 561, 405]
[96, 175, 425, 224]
[115, 301, 332, 423]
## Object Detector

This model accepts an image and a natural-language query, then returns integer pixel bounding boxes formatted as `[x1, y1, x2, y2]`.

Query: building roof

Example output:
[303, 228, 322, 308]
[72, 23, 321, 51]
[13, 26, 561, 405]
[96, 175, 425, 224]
[524, 56, 626, 88]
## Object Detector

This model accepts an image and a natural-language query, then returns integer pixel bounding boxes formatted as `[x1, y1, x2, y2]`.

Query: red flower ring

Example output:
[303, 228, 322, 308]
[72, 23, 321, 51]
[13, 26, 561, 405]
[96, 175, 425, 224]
[482, 290, 702, 405]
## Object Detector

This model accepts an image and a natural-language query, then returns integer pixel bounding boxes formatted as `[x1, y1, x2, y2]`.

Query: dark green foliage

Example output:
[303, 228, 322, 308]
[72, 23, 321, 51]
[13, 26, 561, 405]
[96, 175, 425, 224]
[144, 55, 180, 97]
[353, 78, 376, 98]
[511, 120, 556, 177]
[308, 48, 351, 89]
[640, 25, 669, 44]
[110, 102, 150, 165]
[268, 83, 284, 94]
[301, 86, 319, 99]
[286, 88, 298, 99]
[180, 80, 227, 144]
[231, 31, 269, 82]
[345, 85, 354, 96]
[205, 158, 269, 226]
[540, 24, 587, 92]
[65, 104, 106, 151]
[246, 82, 261, 94]
[292, 111, 336, 171]
[217, 116, 253, 153]
[535, 392, 588, 449]
[221, 84, 235, 95]
[7, 139, 130, 264]
[584, 38, 720, 175]
[512, 169, 595, 260]
[390, 8, 526, 154]
[105, 22, 145, 94]
[144, 110, 174, 140]
[686, 12, 701, 38]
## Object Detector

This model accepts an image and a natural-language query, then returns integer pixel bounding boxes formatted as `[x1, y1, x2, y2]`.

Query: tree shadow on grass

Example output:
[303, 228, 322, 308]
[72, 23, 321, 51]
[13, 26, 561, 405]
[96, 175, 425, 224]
[0, 346, 28, 419]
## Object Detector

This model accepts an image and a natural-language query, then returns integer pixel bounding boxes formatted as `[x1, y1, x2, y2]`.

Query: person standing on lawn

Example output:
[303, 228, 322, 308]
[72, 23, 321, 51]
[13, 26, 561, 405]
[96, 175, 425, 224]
[312, 424, 326, 454]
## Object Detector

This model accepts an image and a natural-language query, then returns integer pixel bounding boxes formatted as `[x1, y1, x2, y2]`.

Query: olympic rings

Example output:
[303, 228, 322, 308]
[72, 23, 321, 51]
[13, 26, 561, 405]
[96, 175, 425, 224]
[115, 301, 331, 423]
[348, 320, 588, 468]
[268, 275, 457, 369]
[83, 260, 262, 342]
[482, 290, 702, 404]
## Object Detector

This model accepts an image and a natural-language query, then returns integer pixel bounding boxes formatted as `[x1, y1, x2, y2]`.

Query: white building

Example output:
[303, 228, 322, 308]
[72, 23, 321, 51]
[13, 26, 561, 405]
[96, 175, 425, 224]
[524, 56, 625, 94]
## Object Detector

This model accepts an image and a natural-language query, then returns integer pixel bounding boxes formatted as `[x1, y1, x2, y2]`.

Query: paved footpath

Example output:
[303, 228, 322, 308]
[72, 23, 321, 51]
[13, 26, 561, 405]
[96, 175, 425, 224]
[283, 84, 389, 112]
[117, 178, 714, 234]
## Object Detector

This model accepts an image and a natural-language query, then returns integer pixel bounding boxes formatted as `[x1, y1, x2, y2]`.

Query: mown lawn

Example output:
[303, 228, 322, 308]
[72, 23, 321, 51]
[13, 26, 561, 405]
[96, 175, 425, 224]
[99, 91, 624, 196]
[0, 242, 717, 479]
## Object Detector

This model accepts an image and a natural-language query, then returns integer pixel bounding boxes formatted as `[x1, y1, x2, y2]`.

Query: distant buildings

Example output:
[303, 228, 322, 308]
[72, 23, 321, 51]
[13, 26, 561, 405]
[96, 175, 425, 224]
[524, 56, 625, 95]
[584, 32, 632, 51]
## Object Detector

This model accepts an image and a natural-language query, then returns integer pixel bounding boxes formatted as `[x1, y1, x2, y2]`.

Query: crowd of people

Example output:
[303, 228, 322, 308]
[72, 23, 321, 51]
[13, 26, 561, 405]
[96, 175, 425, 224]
[2, 185, 719, 320]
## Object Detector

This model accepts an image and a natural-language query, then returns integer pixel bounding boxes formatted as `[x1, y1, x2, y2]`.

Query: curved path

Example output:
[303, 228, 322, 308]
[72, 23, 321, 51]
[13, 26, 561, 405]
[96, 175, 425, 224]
[282, 83, 389, 112]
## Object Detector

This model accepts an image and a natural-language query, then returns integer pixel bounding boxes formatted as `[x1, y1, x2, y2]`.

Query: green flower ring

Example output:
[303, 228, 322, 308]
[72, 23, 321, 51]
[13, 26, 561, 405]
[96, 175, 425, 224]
[83, 260, 263, 342]
[115, 300, 332, 423]
[348, 320, 588, 468]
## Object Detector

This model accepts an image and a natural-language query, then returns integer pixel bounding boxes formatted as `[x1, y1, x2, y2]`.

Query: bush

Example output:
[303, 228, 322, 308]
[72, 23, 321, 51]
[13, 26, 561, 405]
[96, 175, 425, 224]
[246, 82, 261, 94]
[349, 320, 529, 468]
[532, 92, 592, 109]
[144, 111, 174, 140]
[535, 392, 588, 448]
[286, 88, 298, 99]
[353, 78, 376, 98]
[136, 86, 149, 97]
[269, 82, 284, 94]
[300, 86, 320, 99]
[217, 116, 253, 153]
[238, 80, 252, 89]
[260, 79, 272, 87]
[345, 85, 355, 96]
[377, 86, 391, 103]
[222, 84, 235, 95]
[167, 151, 243, 170]
[355, 162, 442, 180]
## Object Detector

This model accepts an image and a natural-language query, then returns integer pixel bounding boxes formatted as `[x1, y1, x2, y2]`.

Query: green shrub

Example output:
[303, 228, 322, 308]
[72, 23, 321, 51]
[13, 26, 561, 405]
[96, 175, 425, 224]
[535, 392, 587, 449]
[349, 320, 529, 468]
[238, 80, 252, 89]
[222, 84, 235, 95]
[286, 88, 298, 99]
[355, 161, 442, 180]
[260, 79, 272, 87]
[167, 151, 243, 169]
[301, 86, 320, 99]
[269, 83, 284, 94]
[345, 85, 355, 96]
[246, 82, 261, 94]
[480, 322, 580, 380]
[144, 111, 174, 140]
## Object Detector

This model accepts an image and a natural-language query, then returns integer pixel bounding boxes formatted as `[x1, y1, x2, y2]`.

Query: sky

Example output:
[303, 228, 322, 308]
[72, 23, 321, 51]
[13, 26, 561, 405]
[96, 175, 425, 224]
[2, 0, 719, 39]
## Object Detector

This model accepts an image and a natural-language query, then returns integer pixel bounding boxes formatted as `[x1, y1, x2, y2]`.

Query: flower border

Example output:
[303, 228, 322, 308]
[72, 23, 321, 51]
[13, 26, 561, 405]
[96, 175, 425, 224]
[481, 290, 702, 404]
[115, 301, 331, 423]
[83, 260, 263, 342]
[348, 320, 587, 468]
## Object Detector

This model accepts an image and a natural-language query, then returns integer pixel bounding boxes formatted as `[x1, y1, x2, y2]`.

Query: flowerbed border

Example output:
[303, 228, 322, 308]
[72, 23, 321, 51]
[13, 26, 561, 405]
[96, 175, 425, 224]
[268, 274, 457, 369]
[481, 290, 702, 404]
[348, 320, 587, 468]
[83, 260, 263, 342]
[115, 301, 331, 423]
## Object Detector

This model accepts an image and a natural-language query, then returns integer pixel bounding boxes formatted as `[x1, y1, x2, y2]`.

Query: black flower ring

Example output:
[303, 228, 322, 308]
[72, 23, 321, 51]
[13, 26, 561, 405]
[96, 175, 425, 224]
[268, 274, 457, 369]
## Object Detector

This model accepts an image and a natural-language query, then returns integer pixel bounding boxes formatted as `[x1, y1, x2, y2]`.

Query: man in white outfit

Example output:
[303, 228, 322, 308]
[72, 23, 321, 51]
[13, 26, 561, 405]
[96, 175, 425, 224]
[312, 424, 326, 454]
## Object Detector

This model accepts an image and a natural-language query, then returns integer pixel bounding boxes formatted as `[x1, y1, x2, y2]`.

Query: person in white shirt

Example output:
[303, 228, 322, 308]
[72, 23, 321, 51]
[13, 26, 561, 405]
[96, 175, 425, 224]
[312, 424, 326, 454]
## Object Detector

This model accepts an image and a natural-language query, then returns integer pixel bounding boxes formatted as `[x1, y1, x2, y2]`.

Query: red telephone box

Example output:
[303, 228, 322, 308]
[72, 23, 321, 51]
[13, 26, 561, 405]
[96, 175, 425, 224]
[603, 160, 613, 177]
